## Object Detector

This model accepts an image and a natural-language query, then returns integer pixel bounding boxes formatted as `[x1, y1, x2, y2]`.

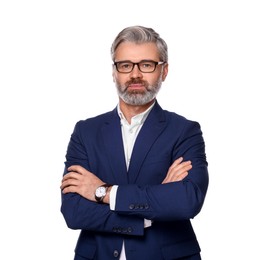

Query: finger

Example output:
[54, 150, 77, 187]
[174, 157, 183, 165]
[163, 159, 183, 183]
[180, 163, 192, 172]
[162, 163, 192, 184]
[168, 157, 183, 171]
[180, 160, 192, 167]
[173, 161, 192, 173]
[168, 161, 191, 176]
[176, 171, 189, 181]
[62, 185, 79, 194]
[60, 179, 79, 190]
[62, 172, 81, 182]
[165, 170, 189, 183]
[67, 165, 86, 174]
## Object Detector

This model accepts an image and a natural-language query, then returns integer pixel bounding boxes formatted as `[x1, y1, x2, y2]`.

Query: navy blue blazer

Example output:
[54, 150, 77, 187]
[61, 101, 209, 260]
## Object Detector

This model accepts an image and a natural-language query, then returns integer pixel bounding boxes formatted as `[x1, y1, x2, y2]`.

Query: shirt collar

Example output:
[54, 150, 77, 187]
[117, 102, 155, 126]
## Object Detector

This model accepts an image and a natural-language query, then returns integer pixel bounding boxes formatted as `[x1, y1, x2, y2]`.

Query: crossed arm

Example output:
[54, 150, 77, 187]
[60, 157, 192, 204]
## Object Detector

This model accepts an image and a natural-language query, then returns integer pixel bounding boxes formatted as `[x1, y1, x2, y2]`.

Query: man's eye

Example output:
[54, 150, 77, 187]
[141, 63, 153, 68]
[120, 63, 132, 69]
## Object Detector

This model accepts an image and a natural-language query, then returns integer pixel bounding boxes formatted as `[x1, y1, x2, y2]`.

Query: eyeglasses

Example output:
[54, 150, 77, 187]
[114, 60, 165, 73]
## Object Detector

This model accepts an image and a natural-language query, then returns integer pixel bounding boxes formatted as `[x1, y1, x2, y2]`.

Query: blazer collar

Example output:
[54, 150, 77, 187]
[100, 109, 128, 184]
[127, 101, 167, 183]
[101, 101, 167, 184]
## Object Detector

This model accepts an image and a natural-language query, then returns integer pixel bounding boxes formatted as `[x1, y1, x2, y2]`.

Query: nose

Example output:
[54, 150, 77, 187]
[130, 64, 143, 78]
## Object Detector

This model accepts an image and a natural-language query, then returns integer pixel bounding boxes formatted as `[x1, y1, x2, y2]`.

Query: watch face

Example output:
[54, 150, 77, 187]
[95, 186, 106, 198]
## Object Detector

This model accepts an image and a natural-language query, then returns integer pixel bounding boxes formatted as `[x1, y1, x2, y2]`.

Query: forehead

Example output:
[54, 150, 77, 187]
[115, 42, 159, 62]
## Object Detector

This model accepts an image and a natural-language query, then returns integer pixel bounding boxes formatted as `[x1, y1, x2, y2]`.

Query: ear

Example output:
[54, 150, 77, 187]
[161, 63, 168, 81]
[112, 66, 116, 82]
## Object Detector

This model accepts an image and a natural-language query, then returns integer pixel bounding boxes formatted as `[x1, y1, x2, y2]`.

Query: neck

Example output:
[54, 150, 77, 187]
[119, 98, 155, 124]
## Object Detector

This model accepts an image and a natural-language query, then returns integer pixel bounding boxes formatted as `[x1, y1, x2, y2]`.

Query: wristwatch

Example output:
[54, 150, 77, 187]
[95, 184, 111, 203]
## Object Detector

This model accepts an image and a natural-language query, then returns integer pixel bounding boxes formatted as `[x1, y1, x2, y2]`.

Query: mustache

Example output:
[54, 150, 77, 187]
[125, 79, 147, 87]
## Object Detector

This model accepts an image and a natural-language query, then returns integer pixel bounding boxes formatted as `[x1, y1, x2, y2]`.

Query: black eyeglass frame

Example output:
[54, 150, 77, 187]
[113, 60, 166, 73]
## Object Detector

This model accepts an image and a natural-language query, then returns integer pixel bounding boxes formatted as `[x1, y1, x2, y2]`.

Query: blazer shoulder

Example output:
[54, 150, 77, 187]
[151, 102, 202, 131]
[159, 110, 205, 141]
[163, 109, 200, 126]
[72, 108, 118, 137]
[77, 108, 118, 126]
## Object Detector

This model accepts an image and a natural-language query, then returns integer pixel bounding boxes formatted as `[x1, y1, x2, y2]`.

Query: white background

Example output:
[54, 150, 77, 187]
[0, 0, 272, 259]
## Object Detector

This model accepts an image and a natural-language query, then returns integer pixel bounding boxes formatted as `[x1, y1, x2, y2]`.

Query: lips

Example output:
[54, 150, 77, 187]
[128, 83, 145, 89]
[127, 80, 146, 89]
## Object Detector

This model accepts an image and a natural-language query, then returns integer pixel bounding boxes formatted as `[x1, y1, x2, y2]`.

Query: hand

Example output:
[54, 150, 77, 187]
[162, 157, 192, 184]
[60, 165, 105, 202]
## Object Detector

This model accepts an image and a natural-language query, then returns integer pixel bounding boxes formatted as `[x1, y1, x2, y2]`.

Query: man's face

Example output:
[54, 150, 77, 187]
[112, 42, 168, 105]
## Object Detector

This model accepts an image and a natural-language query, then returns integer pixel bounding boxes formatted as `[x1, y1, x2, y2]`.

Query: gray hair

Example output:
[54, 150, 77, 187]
[111, 25, 168, 62]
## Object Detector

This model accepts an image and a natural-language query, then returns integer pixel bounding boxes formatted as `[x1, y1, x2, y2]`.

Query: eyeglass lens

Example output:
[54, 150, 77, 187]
[116, 61, 158, 73]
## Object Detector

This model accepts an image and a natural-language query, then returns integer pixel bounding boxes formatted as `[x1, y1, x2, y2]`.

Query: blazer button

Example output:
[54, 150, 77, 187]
[113, 250, 119, 258]
[129, 204, 135, 210]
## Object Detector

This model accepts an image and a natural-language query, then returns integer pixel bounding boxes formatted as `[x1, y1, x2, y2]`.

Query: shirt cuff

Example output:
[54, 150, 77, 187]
[109, 185, 118, 210]
[144, 219, 152, 228]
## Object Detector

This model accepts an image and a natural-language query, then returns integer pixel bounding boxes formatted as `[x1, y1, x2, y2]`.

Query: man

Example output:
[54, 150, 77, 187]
[61, 25, 209, 260]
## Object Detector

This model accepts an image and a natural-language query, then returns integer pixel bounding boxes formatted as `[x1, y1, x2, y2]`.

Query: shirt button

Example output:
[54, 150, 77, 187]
[113, 250, 119, 258]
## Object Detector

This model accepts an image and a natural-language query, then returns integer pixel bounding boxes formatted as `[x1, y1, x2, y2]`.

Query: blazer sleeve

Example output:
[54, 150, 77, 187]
[60, 121, 145, 236]
[114, 120, 209, 221]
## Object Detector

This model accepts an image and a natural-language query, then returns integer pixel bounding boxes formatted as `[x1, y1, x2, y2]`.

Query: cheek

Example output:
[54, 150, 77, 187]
[149, 74, 162, 85]
[114, 74, 128, 85]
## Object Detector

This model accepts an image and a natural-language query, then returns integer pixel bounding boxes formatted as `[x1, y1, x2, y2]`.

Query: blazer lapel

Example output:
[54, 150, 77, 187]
[127, 102, 167, 183]
[101, 109, 128, 184]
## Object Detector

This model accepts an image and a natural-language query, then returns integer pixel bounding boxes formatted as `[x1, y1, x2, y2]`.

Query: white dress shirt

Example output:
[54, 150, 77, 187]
[109, 102, 155, 260]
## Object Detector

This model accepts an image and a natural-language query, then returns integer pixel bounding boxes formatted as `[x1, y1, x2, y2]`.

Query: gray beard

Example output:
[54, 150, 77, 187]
[115, 77, 162, 106]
